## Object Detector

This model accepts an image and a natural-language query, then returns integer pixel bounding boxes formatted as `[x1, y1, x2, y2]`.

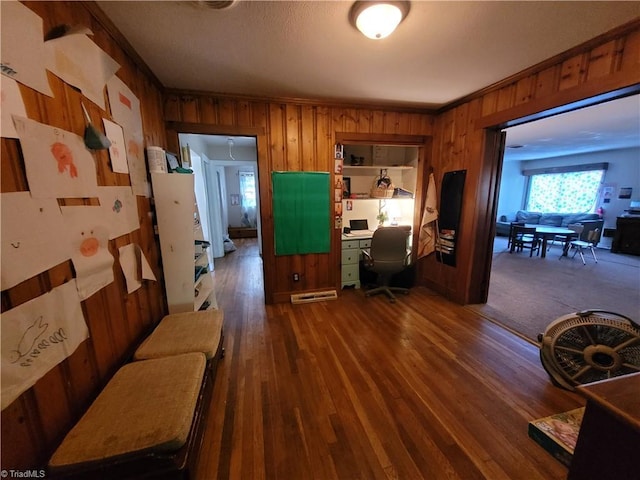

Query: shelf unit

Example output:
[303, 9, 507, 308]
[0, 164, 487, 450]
[151, 172, 217, 314]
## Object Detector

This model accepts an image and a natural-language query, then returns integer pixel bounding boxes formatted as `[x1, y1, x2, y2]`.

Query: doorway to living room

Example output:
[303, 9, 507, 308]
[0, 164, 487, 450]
[470, 93, 640, 342]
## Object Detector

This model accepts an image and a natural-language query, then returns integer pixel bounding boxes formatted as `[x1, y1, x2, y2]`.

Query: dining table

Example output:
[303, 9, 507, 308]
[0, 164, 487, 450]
[525, 224, 578, 258]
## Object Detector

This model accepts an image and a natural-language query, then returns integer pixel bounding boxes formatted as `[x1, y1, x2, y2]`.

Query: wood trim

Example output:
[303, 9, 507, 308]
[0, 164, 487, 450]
[476, 71, 640, 130]
[165, 121, 265, 137]
[335, 132, 428, 146]
[165, 88, 438, 114]
[441, 17, 640, 113]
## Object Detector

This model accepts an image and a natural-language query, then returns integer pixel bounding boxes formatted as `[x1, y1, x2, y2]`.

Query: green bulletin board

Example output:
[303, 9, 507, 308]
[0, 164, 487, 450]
[272, 171, 330, 255]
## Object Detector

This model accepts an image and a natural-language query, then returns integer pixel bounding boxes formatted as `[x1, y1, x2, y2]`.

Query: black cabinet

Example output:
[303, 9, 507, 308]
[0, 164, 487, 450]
[611, 216, 640, 255]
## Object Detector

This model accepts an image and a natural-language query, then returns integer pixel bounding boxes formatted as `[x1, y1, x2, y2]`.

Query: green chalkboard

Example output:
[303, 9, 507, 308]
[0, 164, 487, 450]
[272, 172, 330, 255]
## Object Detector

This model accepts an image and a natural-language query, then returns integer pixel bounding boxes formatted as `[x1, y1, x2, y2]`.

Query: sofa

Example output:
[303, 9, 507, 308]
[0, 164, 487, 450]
[496, 210, 603, 245]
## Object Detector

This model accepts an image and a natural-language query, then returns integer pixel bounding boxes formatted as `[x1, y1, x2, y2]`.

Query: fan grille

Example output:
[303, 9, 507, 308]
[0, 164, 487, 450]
[541, 312, 640, 389]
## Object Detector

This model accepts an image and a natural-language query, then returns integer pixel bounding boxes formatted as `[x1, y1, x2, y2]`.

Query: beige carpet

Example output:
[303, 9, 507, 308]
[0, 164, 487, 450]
[468, 236, 640, 342]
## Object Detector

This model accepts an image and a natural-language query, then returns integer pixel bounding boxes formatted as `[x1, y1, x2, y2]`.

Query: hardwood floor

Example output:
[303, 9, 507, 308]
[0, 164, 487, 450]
[197, 238, 582, 479]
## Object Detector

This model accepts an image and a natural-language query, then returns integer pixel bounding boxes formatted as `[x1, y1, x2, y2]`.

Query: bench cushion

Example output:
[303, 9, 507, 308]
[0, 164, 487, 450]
[49, 352, 206, 471]
[134, 310, 223, 361]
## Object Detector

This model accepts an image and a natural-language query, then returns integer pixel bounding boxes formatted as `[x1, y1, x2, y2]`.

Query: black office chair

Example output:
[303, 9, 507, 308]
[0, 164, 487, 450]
[361, 227, 411, 303]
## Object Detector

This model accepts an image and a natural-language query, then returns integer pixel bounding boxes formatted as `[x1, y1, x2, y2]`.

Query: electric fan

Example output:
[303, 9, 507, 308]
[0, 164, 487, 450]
[538, 309, 640, 391]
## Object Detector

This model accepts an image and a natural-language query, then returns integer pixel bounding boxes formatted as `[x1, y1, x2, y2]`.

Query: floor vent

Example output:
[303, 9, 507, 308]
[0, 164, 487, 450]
[290, 290, 338, 304]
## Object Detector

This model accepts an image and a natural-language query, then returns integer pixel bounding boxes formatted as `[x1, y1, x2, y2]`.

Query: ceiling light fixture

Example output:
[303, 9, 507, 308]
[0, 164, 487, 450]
[349, 1, 410, 40]
[228, 138, 236, 160]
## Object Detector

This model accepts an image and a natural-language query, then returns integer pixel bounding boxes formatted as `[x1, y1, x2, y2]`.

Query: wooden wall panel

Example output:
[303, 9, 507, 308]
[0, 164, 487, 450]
[1, 1, 167, 470]
[163, 94, 434, 303]
[422, 20, 640, 304]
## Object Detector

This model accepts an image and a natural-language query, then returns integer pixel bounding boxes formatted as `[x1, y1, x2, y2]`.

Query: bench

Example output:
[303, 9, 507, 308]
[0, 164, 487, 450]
[47, 310, 224, 479]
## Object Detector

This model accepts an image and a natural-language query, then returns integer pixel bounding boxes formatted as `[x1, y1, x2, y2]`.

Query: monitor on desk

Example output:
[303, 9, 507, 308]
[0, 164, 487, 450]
[350, 219, 369, 231]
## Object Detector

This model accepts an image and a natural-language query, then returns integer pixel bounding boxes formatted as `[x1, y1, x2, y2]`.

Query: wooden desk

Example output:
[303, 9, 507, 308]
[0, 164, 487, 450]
[568, 373, 640, 480]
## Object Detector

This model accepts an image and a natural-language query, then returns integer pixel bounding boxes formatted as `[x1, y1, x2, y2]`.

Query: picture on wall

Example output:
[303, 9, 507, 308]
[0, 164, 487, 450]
[619, 187, 632, 199]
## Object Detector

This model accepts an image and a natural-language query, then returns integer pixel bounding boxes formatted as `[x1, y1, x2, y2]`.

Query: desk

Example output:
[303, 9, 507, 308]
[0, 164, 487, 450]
[525, 225, 577, 259]
[341, 234, 372, 289]
[568, 373, 640, 480]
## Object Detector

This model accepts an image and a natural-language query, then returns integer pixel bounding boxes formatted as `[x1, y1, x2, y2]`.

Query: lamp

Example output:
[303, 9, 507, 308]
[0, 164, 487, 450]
[350, 1, 410, 40]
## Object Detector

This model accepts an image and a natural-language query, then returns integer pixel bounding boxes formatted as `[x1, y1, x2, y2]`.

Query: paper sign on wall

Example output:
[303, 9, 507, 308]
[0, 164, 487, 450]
[1, 280, 89, 410]
[0, 1, 53, 96]
[106, 76, 149, 196]
[13, 116, 99, 199]
[1, 192, 72, 290]
[61, 205, 114, 300]
[1, 76, 27, 138]
[118, 243, 156, 294]
[97, 185, 140, 239]
[103, 118, 129, 173]
[45, 31, 120, 110]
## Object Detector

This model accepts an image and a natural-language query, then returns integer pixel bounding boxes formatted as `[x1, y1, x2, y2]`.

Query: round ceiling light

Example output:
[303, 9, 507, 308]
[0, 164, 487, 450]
[350, 1, 410, 40]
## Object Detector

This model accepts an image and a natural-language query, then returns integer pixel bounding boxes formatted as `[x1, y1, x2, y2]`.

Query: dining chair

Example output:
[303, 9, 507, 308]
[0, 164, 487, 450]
[507, 221, 525, 250]
[566, 228, 600, 265]
[558, 223, 584, 258]
[510, 225, 541, 257]
[547, 222, 582, 251]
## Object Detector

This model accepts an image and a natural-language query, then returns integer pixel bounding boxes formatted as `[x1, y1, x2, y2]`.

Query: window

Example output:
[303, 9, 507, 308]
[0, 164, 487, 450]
[524, 163, 607, 213]
[239, 171, 256, 208]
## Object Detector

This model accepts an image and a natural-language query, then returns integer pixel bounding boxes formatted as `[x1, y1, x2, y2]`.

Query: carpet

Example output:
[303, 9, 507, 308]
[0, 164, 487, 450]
[468, 236, 640, 342]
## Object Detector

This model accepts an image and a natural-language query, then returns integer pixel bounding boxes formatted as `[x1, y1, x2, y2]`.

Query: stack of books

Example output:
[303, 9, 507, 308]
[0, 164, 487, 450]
[436, 229, 456, 254]
[528, 407, 585, 467]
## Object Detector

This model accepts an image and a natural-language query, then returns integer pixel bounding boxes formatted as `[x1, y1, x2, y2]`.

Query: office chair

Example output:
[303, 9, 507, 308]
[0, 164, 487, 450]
[361, 227, 411, 303]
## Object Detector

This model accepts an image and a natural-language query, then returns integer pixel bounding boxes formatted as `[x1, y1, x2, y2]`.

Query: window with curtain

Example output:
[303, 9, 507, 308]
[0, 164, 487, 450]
[525, 164, 606, 213]
[239, 171, 256, 208]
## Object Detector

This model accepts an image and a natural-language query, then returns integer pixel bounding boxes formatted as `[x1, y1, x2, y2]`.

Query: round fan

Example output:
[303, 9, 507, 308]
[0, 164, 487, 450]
[538, 309, 640, 390]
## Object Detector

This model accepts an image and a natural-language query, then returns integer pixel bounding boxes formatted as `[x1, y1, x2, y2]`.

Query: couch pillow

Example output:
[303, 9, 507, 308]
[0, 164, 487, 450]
[516, 210, 542, 224]
[539, 214, 563, 226]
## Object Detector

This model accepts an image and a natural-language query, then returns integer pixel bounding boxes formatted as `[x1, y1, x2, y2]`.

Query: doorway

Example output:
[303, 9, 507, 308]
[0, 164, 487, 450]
[472, 92, 640, 342]
[178, 133, 262, 269]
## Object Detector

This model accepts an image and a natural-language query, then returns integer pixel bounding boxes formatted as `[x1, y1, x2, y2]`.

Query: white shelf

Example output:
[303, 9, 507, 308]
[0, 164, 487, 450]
[151, 172, 217, 314]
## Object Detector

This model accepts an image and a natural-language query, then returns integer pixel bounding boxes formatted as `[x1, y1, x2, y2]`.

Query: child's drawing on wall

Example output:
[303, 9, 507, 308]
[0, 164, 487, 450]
[51, 141, 78, 178]
[12, 116, 98, 198]
[61, 205, 114, 300]
[1, 280, 89, 410]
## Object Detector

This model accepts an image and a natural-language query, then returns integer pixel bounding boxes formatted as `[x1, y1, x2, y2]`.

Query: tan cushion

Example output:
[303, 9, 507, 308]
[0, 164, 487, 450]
[134, 310, 223, 361]
[49, 352, 206, 470]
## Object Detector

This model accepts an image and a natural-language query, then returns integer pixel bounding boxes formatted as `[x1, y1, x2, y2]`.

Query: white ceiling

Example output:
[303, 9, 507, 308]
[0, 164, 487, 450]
[96, 1, 640, 160]
[503, 94, 640, 161]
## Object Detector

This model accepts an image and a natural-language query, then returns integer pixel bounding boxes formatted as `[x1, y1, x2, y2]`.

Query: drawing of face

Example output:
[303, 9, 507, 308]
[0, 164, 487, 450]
[79, 230, 100, 257]
[51, 141, 78, 178]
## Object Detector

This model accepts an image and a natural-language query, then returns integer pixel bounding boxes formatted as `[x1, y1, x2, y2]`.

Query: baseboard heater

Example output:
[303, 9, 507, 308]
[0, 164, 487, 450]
[290, 290, 338, 304]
